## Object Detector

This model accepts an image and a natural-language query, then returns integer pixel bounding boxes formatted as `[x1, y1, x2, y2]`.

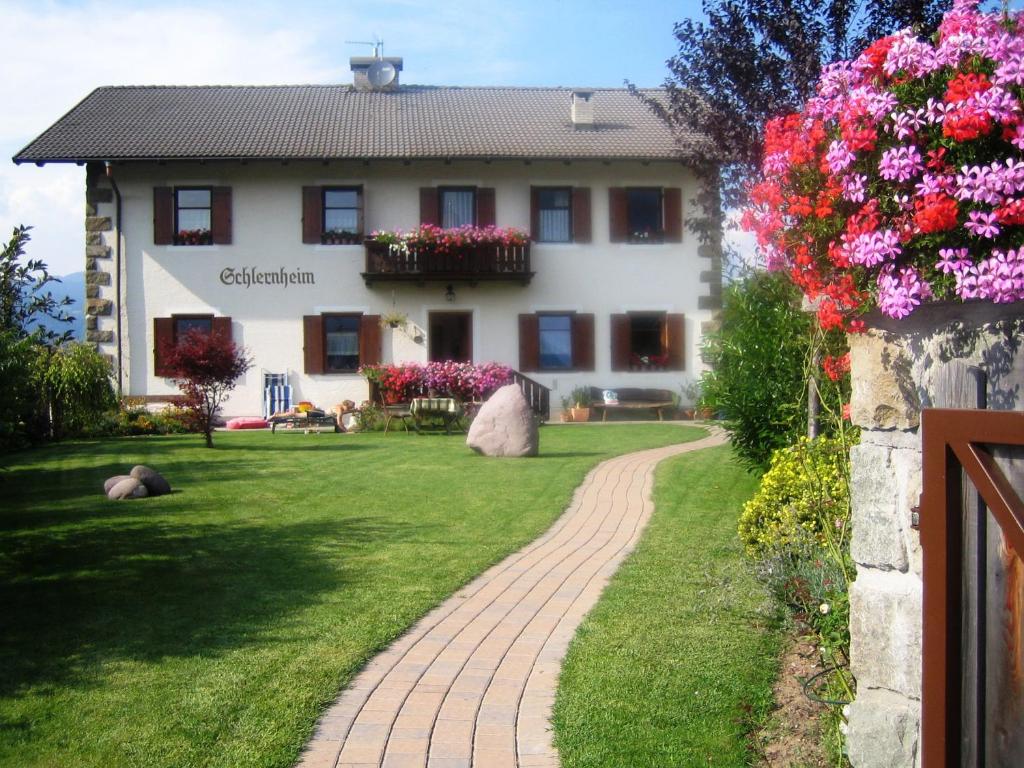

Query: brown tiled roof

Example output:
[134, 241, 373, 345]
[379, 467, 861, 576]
[13, 85, 712, 164]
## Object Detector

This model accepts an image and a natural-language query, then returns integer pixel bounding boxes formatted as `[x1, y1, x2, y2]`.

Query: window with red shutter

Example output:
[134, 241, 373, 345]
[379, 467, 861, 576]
[211, 187, 232, 244]
[304, 314, 379, 374]
[302, 187, 323, 244]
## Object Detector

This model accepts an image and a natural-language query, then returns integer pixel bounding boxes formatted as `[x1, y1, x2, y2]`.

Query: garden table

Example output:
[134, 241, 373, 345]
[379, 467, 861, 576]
[409, 397, 463, 434]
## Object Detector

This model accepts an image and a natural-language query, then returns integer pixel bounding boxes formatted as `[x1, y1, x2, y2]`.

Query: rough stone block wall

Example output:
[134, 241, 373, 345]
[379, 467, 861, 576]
[846, 303, 1024, 768]
[83, 163, 118, 372]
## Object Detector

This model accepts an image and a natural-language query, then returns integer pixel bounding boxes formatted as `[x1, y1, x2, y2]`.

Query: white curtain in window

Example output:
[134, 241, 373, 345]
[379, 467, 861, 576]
[539, 210, 570, 242]
[327, 331, 358, 356]
[442, 191, 475, 228]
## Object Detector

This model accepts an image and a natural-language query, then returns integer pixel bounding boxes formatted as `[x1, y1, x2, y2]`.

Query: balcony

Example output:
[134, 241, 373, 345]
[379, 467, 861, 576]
[362, 240, 534, 286]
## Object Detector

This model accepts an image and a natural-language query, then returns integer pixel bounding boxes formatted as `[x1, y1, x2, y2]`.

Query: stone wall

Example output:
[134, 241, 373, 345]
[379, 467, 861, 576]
[845, 302, 1024, 768]
[84, 163, 117, 369]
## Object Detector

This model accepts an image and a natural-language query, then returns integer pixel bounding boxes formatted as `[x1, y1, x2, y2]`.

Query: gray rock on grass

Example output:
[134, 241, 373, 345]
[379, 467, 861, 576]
[466, 384, 539, 457]
[103, 475, 132, 494]
[107, 477, 149, 500]
[130, 465, 171, 496]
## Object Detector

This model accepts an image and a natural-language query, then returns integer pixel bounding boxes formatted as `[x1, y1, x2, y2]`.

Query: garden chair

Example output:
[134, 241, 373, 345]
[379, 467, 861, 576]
[378, 392, 413, 434]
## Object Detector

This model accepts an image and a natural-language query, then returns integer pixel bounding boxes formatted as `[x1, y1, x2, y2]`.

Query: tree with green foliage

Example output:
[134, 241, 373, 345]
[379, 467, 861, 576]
[0, 225, 73, 343]
[700, 272, 814, 470]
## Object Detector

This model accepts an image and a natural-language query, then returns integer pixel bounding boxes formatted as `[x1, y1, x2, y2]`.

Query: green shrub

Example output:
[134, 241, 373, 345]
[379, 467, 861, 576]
[699, 272, 812, 470]
[41, 342, 116, 439]
[738, 435, 850, 558]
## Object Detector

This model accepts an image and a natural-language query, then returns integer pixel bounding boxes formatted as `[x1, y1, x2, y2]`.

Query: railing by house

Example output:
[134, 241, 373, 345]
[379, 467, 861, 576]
[511, 370, 550, 422]
[362, 241, 534, 285]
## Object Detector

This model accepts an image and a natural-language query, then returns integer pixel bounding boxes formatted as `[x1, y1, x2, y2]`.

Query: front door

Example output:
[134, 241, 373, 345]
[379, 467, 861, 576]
[429, 312, 472, 362]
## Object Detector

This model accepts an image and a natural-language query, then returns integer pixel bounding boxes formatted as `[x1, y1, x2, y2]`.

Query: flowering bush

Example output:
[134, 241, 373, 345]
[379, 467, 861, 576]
[738, 435, 851, 558]
[366, 225, 528, 255]
[742, 0, 1024, 329]
[360, 361, 514, 403]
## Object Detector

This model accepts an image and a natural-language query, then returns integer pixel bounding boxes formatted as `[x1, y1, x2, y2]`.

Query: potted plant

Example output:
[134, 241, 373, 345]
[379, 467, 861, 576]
[568, 386, 591, 423]
[379, 311, 409, 331]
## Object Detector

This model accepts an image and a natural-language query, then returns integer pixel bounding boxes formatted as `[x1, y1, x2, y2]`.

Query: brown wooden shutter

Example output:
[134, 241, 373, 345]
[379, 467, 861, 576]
[211, 187, 232, 244]
[572, 187, 592, 243]
[360, 314, 382, 366]
[302, 186, 322, 244]
[529, 187, 540, 242]
[476, 187, 496, 227]
[355, 185, 365, 236]
[664, 187, 683, 243]
[665, 313, 685, 370]
[303, 315, 325, 374]
[518, 314, 539, 372]
[212, 316, 233, 341]
[609, 188, 627, 243]
[571, 313, 595, 371]
[420, 188, 439, 226]
[610, 313, 631, 371]
[153, 187, 174, 245]
[153, 317, 174, 376]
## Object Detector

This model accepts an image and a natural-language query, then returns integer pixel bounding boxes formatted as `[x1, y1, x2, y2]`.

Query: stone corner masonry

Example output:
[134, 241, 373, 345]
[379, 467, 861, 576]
[845, 301, 1024, 768]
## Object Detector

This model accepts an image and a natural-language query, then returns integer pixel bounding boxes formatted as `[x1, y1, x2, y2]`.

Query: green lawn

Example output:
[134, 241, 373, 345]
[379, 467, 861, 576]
[553, 444, 781, 767]
[0, 424, 702, 768]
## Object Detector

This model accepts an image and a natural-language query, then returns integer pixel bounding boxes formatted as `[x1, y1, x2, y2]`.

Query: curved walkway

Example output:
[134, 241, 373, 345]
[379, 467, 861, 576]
[297, 428, 727, 768]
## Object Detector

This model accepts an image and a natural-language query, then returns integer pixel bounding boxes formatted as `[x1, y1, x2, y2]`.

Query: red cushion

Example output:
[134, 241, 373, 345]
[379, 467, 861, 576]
[226, 417, 269, 430]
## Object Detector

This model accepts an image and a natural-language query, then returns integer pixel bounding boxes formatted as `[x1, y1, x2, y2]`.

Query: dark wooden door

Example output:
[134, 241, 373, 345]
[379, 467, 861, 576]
[429, 312, 472, 363]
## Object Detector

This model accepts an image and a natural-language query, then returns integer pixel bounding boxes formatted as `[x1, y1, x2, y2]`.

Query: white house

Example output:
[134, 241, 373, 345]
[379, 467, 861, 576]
[14, 57, 722, 418]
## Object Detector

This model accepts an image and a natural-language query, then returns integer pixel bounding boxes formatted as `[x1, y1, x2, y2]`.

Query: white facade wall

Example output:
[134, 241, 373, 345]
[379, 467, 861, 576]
[92, 160, 717, 418]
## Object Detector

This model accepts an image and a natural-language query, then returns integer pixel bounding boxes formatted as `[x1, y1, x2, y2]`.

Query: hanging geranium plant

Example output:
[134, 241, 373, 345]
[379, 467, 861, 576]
[742, 0, 1024, 331]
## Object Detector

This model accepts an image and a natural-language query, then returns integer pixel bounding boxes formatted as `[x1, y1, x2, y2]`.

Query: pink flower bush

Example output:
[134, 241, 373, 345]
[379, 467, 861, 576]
[742, 0, 1024, 328]
[360, 361, 514, 403]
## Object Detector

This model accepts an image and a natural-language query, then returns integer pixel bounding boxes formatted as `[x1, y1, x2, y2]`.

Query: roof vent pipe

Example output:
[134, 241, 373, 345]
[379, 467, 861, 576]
[571, 90, 595, 127]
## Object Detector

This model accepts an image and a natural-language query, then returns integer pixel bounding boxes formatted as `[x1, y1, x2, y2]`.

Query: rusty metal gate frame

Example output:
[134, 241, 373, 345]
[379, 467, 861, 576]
[921, 408, 1024, 767]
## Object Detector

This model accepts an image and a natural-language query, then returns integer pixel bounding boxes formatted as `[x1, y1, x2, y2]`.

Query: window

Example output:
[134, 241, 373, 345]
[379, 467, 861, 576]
[174, 315, 213, 342]
[175, 188, 212, 245]
[322, 188, 362, 244]
[518, 313, 594, 372]
[536, 188, 572, 243]
[440, 188, 476, 228]
[153, 186, 232, 245]
[608, 187, 681, 244]
[629, 314, 665, 362]
[610, 313, 685, 371]
[302, 314, 381, 375]
[324, 315, 361, 372]
[538, 314, 573, 369]
[153, 315, 232, 377]
[626, 188, 663, 243]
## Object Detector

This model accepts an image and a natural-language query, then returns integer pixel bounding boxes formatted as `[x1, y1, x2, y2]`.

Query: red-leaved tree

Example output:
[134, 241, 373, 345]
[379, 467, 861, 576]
[164, 328, 252, 447]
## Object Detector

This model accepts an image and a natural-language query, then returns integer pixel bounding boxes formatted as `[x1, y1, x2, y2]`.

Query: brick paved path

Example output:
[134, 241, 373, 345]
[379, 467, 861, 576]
[297, 428, 726, 768]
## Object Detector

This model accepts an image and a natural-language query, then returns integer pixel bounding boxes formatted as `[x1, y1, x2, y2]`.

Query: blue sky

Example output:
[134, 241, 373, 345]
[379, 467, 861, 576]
[1, 0, 704, 277]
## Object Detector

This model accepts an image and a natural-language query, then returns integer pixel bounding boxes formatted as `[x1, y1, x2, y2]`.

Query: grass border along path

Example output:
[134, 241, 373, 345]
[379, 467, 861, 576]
[553, 443, 781, 767]
[0, 424, 701, 768]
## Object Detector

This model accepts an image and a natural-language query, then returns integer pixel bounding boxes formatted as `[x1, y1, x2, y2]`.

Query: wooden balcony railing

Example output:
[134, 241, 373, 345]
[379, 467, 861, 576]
[362, 241, 534, 285]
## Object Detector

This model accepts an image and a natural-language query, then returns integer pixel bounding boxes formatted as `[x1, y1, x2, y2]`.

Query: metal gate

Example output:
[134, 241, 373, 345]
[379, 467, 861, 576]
[920, 407, 1024, 767]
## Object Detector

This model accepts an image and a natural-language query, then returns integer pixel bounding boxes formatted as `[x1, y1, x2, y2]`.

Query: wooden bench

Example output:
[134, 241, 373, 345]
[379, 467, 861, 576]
[587, 387, 675, 422]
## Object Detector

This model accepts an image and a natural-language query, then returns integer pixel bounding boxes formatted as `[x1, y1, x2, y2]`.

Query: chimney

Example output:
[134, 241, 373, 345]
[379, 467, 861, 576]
[350, 56, 403, 91]
[571, 90, 595, 128]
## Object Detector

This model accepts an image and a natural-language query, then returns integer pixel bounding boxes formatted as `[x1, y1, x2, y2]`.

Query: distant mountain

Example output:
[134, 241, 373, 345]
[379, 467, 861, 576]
[30, 271, 85, 341]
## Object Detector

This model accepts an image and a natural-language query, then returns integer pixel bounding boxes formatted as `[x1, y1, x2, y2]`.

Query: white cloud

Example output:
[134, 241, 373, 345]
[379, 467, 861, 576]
[1, 0, 340, 275]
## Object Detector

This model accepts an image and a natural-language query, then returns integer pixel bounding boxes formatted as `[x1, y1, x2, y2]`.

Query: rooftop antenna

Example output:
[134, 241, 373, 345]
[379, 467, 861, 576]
[346, 37, 397, 87]
[346, 38, 384, 59]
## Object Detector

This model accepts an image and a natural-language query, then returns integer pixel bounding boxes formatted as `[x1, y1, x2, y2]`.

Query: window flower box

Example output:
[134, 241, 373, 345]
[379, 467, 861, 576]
[174, 228, 212, 246]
